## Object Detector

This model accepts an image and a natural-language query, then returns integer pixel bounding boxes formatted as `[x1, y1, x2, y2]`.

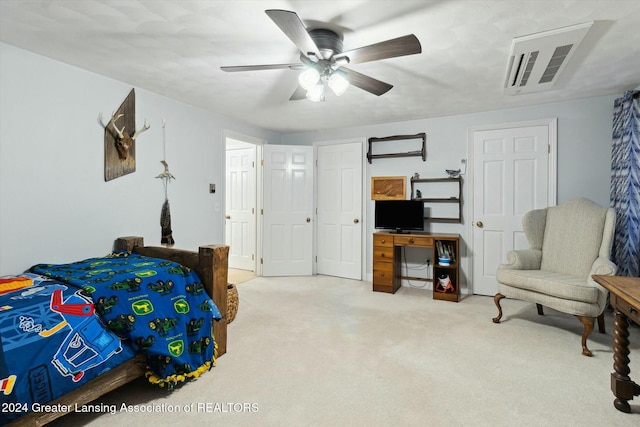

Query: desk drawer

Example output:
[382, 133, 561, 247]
[394, 235, 433, 247]
[611, 294, 640, 324]
[373, 263, 394, 285]
[373, 234, 393, 247]
[374, 247, 394, 262]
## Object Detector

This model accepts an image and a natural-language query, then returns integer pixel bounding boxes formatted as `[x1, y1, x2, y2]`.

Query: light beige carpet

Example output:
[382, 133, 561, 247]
[49, 275, 639, 427]
[228, 268, 257, 285]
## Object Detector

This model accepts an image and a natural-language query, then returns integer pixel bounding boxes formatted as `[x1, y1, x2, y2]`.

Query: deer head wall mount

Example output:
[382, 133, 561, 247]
[101, 88, 149, 181]
[106, 112, 150, 160]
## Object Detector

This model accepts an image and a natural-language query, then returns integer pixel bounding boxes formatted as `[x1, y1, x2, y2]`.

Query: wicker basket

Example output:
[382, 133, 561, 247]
[227, 283, 239, 323]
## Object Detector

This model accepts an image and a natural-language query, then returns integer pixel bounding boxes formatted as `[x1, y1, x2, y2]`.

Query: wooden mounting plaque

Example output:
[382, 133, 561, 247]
[104, 89, 136, 181]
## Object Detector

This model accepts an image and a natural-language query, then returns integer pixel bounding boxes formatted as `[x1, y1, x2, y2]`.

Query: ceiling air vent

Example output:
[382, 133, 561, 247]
[503, 21, 593, 95]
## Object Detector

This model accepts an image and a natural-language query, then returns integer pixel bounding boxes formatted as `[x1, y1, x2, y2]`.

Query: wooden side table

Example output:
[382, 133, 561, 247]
[592, 275, 640, 413]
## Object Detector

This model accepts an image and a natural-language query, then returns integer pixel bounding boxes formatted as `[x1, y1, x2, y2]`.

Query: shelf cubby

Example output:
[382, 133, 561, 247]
[410, 176, 462, 223]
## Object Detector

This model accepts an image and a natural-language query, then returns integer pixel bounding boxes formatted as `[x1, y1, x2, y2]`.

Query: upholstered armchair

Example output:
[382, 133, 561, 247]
[493, 197, 617, 356]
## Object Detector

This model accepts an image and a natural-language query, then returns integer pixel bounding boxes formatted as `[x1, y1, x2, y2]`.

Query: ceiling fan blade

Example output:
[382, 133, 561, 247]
[221, 63, 304, 72]
[342, 68, 393, 96]
[266, 9, 322, 58]
[289, 86, 307, 101]
[334, 34, 421, 65]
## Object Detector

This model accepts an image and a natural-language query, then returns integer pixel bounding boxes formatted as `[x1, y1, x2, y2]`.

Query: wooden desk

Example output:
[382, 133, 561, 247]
[592, 275, 640, 413]
[373, 232, 460, 301]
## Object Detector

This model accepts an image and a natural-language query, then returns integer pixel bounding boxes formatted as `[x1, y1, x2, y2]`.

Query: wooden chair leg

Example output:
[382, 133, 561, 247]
[577, 315, 595, 357]
[536, 304, 544, 316]
[597, 312, 605, 334]
[492, 293, 505, 323]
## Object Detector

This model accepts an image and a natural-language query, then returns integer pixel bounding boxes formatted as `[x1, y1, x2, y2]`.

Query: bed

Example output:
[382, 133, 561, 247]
[2, 236, 229, 426]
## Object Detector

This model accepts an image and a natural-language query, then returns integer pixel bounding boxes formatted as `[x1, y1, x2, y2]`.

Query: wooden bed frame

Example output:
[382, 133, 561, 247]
[10, 236, 229, 427]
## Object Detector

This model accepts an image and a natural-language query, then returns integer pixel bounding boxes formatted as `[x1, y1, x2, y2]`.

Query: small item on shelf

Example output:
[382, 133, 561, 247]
[436, 240, 455, 265]
[445, 169, 461, 178]
[435, 273, 455, 293]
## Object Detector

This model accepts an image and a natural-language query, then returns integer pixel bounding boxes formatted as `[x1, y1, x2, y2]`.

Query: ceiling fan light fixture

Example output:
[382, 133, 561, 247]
[298, 67, 320, 91]
[331, 56, 350, 70]
[222, 11, 422, 101]
[306, 83, 325, 102]
[328, 71, 349, 96]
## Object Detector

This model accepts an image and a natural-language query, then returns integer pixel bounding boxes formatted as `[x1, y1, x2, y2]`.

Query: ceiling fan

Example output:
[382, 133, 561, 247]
[220, 9, 422, 101]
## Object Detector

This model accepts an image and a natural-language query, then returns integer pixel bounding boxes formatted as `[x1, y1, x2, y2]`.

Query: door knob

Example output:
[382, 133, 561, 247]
[354, 218, 359, 224]
[306, 217, 311, 223]
[476, 221, 484, 228]
[225, 215, 231, 219]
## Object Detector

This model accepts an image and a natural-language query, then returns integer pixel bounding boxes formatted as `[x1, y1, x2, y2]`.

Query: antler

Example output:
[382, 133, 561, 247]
[109, 113, 125, 139]
[132, 119, 150, 140]
[99, 111, 149, 142]
[97, 112, 107, 128]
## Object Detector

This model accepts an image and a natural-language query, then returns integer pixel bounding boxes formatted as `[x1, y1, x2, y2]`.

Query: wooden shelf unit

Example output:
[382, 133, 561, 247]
[410, 176, 462, 223]
[367, 133, 426, 164]
[433, 237, 460, 302]
[373, 232, 460, 301]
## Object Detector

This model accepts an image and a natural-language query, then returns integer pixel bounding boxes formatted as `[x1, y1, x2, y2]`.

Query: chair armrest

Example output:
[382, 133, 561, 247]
[589, 257, 617, 277]
[498, 249, 542, 270]
[588, 258, 617, 304]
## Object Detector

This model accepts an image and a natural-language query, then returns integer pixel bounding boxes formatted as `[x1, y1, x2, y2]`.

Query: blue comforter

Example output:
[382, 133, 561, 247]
[0, 274, 135, 424]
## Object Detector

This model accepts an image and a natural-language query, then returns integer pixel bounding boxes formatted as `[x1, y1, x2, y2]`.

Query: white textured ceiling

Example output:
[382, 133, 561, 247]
[1, 0, 639, 133]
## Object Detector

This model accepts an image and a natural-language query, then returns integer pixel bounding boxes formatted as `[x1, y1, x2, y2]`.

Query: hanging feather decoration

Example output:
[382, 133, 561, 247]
[157, 121, 175, 247]
[160, 198, 175, 246]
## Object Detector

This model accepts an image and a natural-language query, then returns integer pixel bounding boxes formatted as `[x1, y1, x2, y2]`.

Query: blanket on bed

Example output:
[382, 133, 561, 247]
[0, 274, 136, 424]
[30, 252, 222, 390]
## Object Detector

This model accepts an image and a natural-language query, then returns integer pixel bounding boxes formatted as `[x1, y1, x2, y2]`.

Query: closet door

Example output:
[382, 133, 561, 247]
[262, 145, 314, 276]
[225, 146, 256, 271]
[316, 141, 363, 280]
[471, 120, 556, 296]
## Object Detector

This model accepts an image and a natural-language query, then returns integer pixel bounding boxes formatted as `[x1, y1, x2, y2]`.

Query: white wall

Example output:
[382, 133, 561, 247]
[0, 42, 622, 288]
[280, 93, 619, 289]
[0, 43, 280, 274]
[281, 95, 617, 205]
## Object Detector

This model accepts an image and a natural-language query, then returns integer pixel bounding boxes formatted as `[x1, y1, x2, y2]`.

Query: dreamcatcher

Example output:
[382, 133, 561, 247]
[156, 120, 175, 246]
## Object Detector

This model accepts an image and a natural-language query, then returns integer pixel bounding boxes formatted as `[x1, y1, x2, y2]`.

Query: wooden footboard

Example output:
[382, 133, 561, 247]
[9, 237, 229, 426]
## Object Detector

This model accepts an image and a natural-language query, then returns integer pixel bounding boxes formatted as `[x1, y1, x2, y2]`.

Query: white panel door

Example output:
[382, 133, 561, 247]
[225, 147, 256, 271]
[316, 142, 363, 280]
[472, 124, 551, 296]
[263, 145, 314, 276]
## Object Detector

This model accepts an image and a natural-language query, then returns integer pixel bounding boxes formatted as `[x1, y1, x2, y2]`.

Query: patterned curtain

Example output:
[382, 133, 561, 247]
[610, 90, 640, 277]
